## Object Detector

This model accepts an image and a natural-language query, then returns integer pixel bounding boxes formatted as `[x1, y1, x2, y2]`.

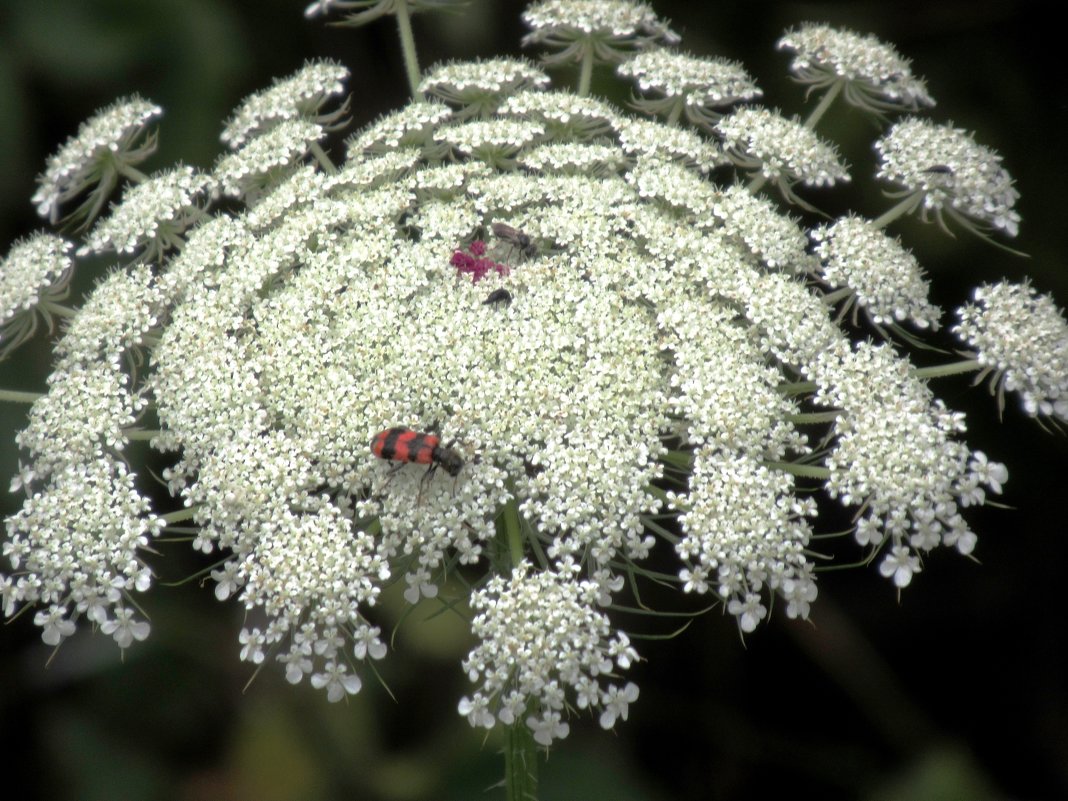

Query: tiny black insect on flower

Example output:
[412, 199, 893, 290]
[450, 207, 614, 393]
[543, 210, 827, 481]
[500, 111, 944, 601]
[924, 164, 954, 174]
[370, 426, 465, 496]
[482, 288, 512, 307]
[491, 222, 537, 259]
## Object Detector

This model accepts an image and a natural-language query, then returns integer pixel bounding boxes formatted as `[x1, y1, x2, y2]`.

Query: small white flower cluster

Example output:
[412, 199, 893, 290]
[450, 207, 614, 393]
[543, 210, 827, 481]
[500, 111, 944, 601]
[221, 60, 351, 148]
[459, 561, 639, 745]
[0, 233, 74, 357]
[875, 118, 1021, 238]
[953, 282, 1068, 421]
[80, 166, 217, 260]
[810, 342, 1006, 582]
[811, 215, 941, 331]
[618, 49, 762, 126]
[31, 96, 162, 223]
[777, 23, 935, 113]
[521, 0, 680, 64]
[716, 107, 850, 201]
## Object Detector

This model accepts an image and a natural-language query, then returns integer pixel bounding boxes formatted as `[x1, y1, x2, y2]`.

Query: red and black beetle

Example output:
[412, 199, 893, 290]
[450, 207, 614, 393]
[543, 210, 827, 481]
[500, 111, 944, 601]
[370, 427, 465, 493]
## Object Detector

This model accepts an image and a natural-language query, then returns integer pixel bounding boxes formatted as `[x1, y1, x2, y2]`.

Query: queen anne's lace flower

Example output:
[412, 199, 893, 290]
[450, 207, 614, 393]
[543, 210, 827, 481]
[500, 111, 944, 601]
[2, 6, 1060, 754]
[953, 282, 1068, 421]
[618, 49, 762, 126]
[221, 60, 351, 148]
[31, 96, 162, 224]
[80, 166, 216, 259]
[716, 106, 849, 206]
[522, 0, 679, 65]
[459, 561, 639, 745]
[811, 215, 941, 330]
[875, 118, 1021, 238]
[777, 23, 934, 113]
[420, 59, 551, 119]
[0, 233, 74, 358]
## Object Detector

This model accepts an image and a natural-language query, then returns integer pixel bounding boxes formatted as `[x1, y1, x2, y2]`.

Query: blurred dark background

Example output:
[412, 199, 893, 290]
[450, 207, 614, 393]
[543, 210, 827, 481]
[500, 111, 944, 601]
[1, 1, 1065, 799]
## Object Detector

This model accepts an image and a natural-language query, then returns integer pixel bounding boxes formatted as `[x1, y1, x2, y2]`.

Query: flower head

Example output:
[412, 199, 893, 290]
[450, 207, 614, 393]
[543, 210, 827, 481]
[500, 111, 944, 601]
[618, 49, 762, 126]
[0, 233, 74, 359]
[953, 282, 1068, 421]
[716, 107, 850, 207]
[221, 60, 351, 148]
[778, 23, 934, 114]
[811, 215, 941, 331]
[522, 0, 679, 66]
[32, 96, 162, 225]
[875, 118, 1020, 238]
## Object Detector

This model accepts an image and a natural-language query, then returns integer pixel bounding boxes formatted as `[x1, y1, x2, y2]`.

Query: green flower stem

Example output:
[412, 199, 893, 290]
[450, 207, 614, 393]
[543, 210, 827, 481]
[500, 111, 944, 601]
[912, 358, 982, 380]
[822, 286, 852, 305]
[869, 191, 923, 230]
[577, 48, 594, 97]
[778, 380, 817, 396]
[505, 718, 539, 801]
[161, 506, 199, 525]
[664, 100, 683, 126]
[746, 173, 769, 195]
[123, 428, 160, 441]
[803, 78, 843, 129]
[765, 460, 831, 480]
[501, 497, 524, 568]
[0, 388, 44, 403]
[395, 1, 423, 99]
[788, 410, 841, 424]
[39, 299, 77, 318]
[309, 142, 338, 174]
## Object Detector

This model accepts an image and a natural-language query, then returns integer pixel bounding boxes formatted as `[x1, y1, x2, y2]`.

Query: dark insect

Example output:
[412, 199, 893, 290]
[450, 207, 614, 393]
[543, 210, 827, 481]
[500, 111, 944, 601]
[482, 288, 513, 307]
[491, 222, 537, 259]
[370, 427, 465, 495]
[924, 165, 954, 174]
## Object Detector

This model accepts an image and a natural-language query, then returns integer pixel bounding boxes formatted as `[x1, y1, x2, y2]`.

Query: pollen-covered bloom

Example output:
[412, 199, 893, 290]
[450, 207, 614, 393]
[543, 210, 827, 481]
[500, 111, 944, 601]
[777, 23, 935, 114]
[953, 282, 1068, 421]
[875, 118, 1021, 238]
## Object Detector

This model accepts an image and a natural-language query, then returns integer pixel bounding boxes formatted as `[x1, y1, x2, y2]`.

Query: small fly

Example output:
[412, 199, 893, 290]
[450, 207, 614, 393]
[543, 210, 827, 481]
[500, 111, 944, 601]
[491, 222, 537, 259]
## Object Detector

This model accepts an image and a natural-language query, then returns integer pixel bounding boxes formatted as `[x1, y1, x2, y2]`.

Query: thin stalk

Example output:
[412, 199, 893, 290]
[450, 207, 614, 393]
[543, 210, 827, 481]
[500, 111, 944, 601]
[395, 1, 422, 98]
[912, 359, 981, 380]
[0, 388, 44, 403]
[505, 721, 539, 801]
[803, 79, 843, 129]
[577, 48, 594, 97]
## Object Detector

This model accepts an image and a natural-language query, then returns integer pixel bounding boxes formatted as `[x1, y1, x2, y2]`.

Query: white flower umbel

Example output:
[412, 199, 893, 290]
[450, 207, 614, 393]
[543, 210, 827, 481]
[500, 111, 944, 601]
[0, 233, 74, 359]
[874, 118, 1021, 238]
[777, 24, 934, 116]
[715, 106, 850, 208]
[810, 341, 1007, 573]
[953, 282, 1068, 422]
[459, 561, 639, 746]
[79, 166, 217, 261]
[31, 96, 162, 226]
[420, 59, 551, 119]
[3, 4, 1062, 766]
[618, 49, 762, 126]
[811, 215, 941, 331]
[2, 455, 163, 648]
[221, 60, 351, 148]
